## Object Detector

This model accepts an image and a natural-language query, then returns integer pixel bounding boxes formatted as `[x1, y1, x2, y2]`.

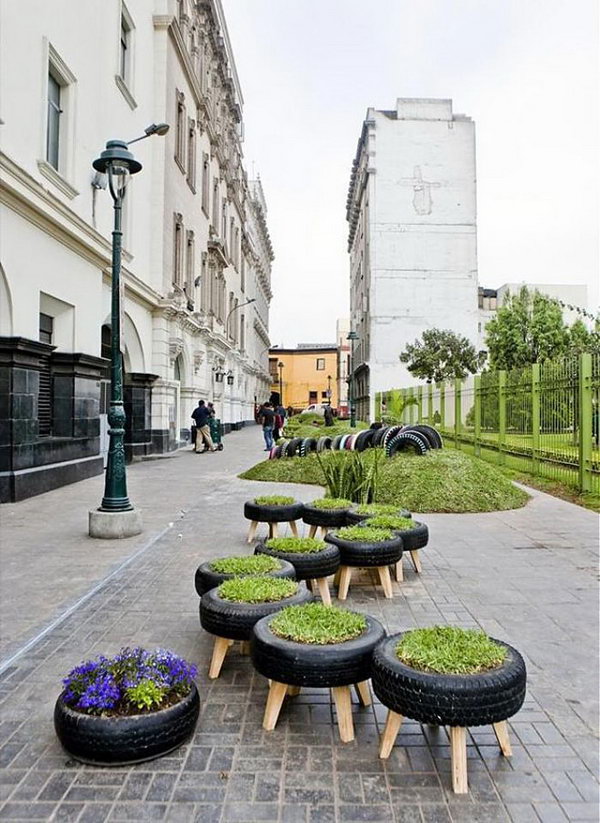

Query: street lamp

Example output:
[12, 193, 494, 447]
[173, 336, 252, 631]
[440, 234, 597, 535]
[89, 124, 168, 539]
[278, 361, 284, 406]
[347, 330, 359, 428]
[327, 374, 332, 402]
[225, 297, 256, 339]
[226, 370, 235, 386]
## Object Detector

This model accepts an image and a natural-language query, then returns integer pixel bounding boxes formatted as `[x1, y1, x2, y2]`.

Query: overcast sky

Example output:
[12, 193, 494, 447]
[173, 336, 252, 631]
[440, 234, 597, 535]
[223, 0, 599, 347]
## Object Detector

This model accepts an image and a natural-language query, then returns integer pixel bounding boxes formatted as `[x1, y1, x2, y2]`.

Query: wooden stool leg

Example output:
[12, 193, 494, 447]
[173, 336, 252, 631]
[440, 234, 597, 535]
[331, 686, 354, 743]
[247, 521, 259, 544]
[263, 681, 288, 731]
[333, 568, 341, 587]
[319, 526, 328, 539]
[307, 524, 317, 538]
[354, 680, 371, 706]
[289, 520, 299, 537]
[240, 641, 250, 655]
[395, 559, 404, 582]
[271, 522, 279, 538]
[208, 636, 231, 679]
[492, 721, 512, 756]
[410, 550, 422, 573]
[287, 685, 301, 696]
[379, 709, 403, 758]
[317, 577, 331, 605]
[338, 566, 353, 600]
[377, 566, 393, 598]
[311, 578, 319, 593]
[450, 726, 468, 794]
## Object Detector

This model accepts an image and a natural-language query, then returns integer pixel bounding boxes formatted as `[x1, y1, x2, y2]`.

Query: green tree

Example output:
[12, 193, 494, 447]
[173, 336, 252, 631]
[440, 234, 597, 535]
[485, 287, 569, 369]
[400, 329, 485, 383]
[568, 317, 600, 355]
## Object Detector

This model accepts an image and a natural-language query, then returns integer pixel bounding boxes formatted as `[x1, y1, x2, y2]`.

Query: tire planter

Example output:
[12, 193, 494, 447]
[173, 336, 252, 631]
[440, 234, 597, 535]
[285, 437, 304, 457]
[194, 558, 296, 597]
[299, 437, 318, 457]
[371, 426, 389, 448]
[346, 506, 412, 525]
[358, 519, 428, 577]
[316, 436, 333, 452]
[302, 503, 352, 530]
[382, 425, 403, 451]
[325, 531, 403, 568]
[54, 684, 200, 766]
[386, 430, 430, 457]
[403, 424, 443, 449]
[244, 499, 304, 524]
[255, 541, 340, 582]
[354, 429, 375, 452]
[331, 435, 344, 451]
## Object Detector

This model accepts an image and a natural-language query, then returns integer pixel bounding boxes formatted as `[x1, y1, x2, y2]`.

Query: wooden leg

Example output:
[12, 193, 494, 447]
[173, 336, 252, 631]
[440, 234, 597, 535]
[271, 522, 279, 538]
[316, 577, 331, 605]
[287, 685, 301, 696]
[247, 520, 259, 544]
[492, 721, 512, 757]
[410, 550, 422, 573]
[208, 636, 230, 679]
[379, 710, 403, 758]
[377, 566, 393, 598]
[311, 578, 320, 593]
[338, 566, 353, 600]
[240, 641, 250, 655]
[319, 526, 328, 539]
[308, 524, 317, 539]
[395, 559, 404, 582]
[331, 686, 354, 743]
[289, 520, 299, 537]
[354, 680, 371, 707]
[263, 681, 288, 731]
[268, 522, 274, 539]
[333, 568, 341, 587]
[450, 726, 468, 794]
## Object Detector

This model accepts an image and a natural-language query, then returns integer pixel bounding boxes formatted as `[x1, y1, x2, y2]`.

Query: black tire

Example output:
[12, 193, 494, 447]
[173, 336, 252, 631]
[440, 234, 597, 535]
[54, 684, 200, 766]
[251, 614, 386, 688]
[285, 438, 304, 457]
[273, 444, 286, 459]
[194, 558, 296, 597]
[354, 430, 375, 452]
[372, 634, 526, 727]
[244, 500, 305, 523]
[331, 435, 344, 451]
[382, 425, 403, 451]
[316, 436, 333, 452]
[300, 438, 318, 457]
[371, 427, 388, 448]
[403, 425, 442, 449]
[325, 531, 403, 567]
[346, 506, 412, 525]
[200, 585, 312, 641]
[255, 542, 340, 581]
[358, 519, 428, 550]
[302, 503, 351, 529]
[386, 431, 429, 457]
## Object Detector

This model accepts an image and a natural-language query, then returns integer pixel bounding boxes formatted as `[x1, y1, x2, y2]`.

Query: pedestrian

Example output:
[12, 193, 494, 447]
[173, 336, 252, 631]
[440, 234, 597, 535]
[260, 401, 275, 451]
[191, 400, 216, 453]
[324, 404, 334, 427]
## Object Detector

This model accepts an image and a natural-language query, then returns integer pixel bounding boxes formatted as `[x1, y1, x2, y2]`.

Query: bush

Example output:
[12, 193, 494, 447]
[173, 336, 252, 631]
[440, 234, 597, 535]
[218, 576, 298, 603]
[254, 495, 295, 506]
[209, 555, 282, 575]
[309, 497, 353, 510]
[396, 626, 507, 674]
[336, 526, 394, 542]
[316, 449, 383, 503]
[270, 603, 367, 644]
[265, 537, 327, 554]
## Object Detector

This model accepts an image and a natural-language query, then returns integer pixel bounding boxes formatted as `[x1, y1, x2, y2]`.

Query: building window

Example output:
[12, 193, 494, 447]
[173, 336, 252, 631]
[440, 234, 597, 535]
[212, 179, 219, 231]
[309, 391, 318, 403]
[200, 253, 208, 311]
[240, 254, 245, 292]
[173, 213, 184, 287]
[46, 72, 62, 170]
[321, 391, 328, 400]
[186, 119, 196, 190]
[230, 218, 235, 263]
[316, 358, 325, 370]
[185, 230, 195, 301]
[222, 203, 227, 247]
[175, 90, 186, 170]
[39, 312, 54, 344]
[119, 11, 132, 84]
[201, 153, 210, 214]
[240, 313, 245, 352]
[269, 358, 278, 381]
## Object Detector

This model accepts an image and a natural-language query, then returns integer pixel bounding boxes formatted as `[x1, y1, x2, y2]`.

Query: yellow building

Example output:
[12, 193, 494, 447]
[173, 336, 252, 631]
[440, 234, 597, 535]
[269, 346, 339, 412]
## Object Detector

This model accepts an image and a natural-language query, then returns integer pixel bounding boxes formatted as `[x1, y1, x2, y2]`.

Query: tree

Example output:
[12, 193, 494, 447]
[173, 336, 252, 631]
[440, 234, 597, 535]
[568, 317, 600, 356]
[400, 328, 485, 383]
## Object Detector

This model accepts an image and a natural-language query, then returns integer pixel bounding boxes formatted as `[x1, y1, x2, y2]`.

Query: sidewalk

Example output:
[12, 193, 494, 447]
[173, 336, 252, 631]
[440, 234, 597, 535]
[0, 427, 598, 822]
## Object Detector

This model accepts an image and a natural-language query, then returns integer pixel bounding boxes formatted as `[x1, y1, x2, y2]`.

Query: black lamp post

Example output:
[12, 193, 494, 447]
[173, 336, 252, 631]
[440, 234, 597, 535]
[92, 124, 168, 516]
[278, 361, 284, 407]
[327, 374, 332, 403]
[346, 330, 359, 428]
[225, 297, 256, 339]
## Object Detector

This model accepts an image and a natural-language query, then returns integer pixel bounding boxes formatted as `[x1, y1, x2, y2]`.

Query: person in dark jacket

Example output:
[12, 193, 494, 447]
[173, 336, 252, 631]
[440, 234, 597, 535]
[191, 400, 215, 453]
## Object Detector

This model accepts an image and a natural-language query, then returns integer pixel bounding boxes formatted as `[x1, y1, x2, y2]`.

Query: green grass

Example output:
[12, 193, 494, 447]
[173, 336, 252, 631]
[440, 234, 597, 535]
[218, 576, 298, 603]
[336, 526, 394, 542]
[265, 537, 326, 554]
[270, 603, 367, 644]
[354, 503, 410, 516]
[209, 555, 282, 575]
[309, 497, 353, 510]
[362, 515, 415, 530]
[396, 626, 507, 674]
[240, 449, 529, 513]
[254, 495, 295, 506]
[280, 418, 369, 441]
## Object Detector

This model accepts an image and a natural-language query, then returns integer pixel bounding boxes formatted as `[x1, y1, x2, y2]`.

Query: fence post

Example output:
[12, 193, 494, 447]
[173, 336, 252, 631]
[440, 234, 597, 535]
[408, 387, 415, 423]
[440, 382, 446, 430]
[428, 382, 433, 424]
[474, 375, 481, 456]
[417, 385, 423, 422]
[454, 378, 461, 449]
[579, 352, 592, 492]
[498, 370, 506, 465]
[531, 364, 540, 477]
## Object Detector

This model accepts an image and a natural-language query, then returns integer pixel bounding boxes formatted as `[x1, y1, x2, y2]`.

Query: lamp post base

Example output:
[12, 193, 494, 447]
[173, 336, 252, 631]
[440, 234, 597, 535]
[89, 508, 143, 539]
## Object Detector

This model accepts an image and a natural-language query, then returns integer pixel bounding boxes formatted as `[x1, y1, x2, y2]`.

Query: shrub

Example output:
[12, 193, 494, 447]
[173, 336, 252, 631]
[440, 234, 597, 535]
[309, 497, 353, 510]
[270, 603, 367, 644]
[396, 626, 507, 674]
[254, 495, 295, 506]
[336, 526, 394, 542]
[266, 537, 326, 554]
[363, 515, 415, 530]
[209, 555, 282, 575]
[316, 449, 383, 503]
[218, 576, 298, 603]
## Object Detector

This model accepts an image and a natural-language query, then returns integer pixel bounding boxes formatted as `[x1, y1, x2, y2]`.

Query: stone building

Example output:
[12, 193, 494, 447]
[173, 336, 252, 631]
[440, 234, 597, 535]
[269, 346, 338, 413]
[0, 0, 272, 502]
[346, 98, 478, 420]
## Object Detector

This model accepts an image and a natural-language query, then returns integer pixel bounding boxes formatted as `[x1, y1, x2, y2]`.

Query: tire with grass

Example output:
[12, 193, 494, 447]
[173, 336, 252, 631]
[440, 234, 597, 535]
[285, 438, 304, 457]
[358, 518, 428, 551]
[255, 541, 341, 581]
[300, 438, 318, 457]
[331, 435, 344, 451]
[403, 425, 443, 449]
[382, 425, 403, 450]
[302, 503, 352, 529]
[244, 499, 305, 523]
[316, 436, 333, 452]
[386, 431, 430, 457]
[194, 558, 296, 597]
[371, 426, 389, 448]
[273, 443, 286, 459]
[346, 506, 412, 525]
[354, 430, 375, 452]
[371, 634, 526, 727]
[251, 613, 385, 687]
[324, 531, 403, 567]
[200, 585, 312, 641]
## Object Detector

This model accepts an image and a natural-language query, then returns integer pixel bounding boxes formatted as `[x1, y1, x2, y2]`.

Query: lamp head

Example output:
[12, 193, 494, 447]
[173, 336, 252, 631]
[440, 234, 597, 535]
[145, 122, 170, 137]
[93, 140, 142, 175]
[347, 330, 359, 342]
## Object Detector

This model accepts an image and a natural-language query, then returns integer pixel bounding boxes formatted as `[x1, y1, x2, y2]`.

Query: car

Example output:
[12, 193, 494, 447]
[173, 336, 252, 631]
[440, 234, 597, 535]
[300, 403, 331, 416]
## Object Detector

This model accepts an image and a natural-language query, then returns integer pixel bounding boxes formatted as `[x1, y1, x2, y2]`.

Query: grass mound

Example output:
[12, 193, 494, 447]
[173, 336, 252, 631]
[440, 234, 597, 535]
[265, 537, 326, 554]
[210, 555, 282, 575]
[362, 515, 415, 530]
[396, 626, 507, 674]
[281, 417, 369, 441]
[254, 495, 295, 506]
[240, 449, 528, 513]
[309, 497, 353, 510]
[336, 526, 394, 542]
[270, 603, 367, 644]
[355, 503, 409, 516]
[218, 576, 298, 603]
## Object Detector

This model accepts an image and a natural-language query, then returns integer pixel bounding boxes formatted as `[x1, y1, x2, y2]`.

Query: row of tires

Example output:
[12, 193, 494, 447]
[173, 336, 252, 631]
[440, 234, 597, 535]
[269, 423, 443, 460]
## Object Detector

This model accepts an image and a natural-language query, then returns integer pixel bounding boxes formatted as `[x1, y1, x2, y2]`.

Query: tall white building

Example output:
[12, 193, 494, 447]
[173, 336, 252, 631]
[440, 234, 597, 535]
[346, 98, 478, 420]
[0, 0, 272, 501]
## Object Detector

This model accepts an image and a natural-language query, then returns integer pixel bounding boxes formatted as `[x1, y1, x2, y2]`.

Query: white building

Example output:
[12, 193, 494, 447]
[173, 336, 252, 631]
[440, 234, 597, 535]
[346, 98, 478, 420]
[336, 318, 349, 417]
[0, 0, 272, 501]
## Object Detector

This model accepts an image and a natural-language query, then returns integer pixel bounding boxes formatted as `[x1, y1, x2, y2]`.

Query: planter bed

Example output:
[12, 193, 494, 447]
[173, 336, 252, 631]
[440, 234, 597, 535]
[255, 537, 340, 605]
[301, 497, 353, 538]
[194, 554, 296, 596]
[325, 526, 403, 599]
[244, 495, 304, 543]
[358, 515, 428, 579]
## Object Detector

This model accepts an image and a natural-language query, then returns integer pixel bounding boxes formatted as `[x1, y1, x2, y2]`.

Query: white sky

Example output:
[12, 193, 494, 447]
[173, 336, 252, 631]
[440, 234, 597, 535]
[223, 0, 599, 347]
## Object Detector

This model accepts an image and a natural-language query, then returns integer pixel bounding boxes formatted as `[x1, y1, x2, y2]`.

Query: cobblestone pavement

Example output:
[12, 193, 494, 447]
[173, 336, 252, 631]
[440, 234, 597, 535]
[0, 427, 598, 822]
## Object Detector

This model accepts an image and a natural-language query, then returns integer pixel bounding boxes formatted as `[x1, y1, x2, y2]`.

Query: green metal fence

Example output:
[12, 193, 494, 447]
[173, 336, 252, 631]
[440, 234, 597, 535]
[376, 352, 599, 494]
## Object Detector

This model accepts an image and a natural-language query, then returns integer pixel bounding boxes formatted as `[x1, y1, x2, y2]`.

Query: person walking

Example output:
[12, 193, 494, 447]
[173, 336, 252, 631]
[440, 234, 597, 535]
[260, 401, 275, 451]
[191, 400, 215, 453]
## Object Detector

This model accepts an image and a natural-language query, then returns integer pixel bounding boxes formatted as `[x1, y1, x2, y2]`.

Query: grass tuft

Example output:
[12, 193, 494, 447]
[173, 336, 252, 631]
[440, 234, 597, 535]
[265, 537, 326, 554]
[218, 576, 298, 603]
[336, 526, 394, 542]
[396, 626, 507, 674]
[270, 603, 367, 644]
[355, 503, 409, 516]
[309, 497, 353, 510]
[254, 495, 295, 506]
[209, 555, 282, 575]
[362, 515, 415, 531]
